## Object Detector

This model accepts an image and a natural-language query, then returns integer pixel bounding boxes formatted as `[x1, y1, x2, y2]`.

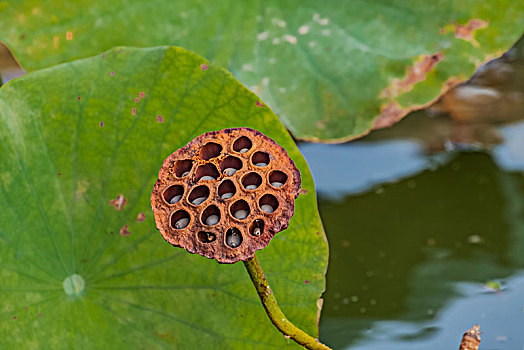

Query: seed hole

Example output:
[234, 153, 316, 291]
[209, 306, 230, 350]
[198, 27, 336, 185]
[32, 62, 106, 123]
[171, 210, 190, 229]
[269, 171, 288, 188]
[252, 151, 270, 167]
[218, 179, 237, 199]
[202, 205, 221, 226]
[230, 200, 250, 220]
[200, 142, 222, 160]
[233, 136, 252, 153]
[188, 185, 209, 206]
[220, 156, 243, 176]
[225, 228, 243, 248]
[250, 219, 265, 237]
[173, 160, 193, 177]
[259, 194, 279, 214]
[163, 185, 184, 204]
[197, 231, 216, 243]
[195, 163, 220, 181]
[242, 172, 262, 190]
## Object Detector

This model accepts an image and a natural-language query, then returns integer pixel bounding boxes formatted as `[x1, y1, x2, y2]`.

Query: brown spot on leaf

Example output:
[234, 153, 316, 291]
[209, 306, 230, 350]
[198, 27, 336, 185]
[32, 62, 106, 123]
[299, 188, 308, 195]
[380, 52, 444, 99]
[256, 100, 264, 108]
[201, 64, 208, 71]
[374, 102, 405, 129]
[109, 194, 127, 211]
[373, 76, 463, 131]
[119, 224, 131, 236]
[76, 179, 89, 198]
[154, 330, 174, 340]
[157, 115, 164, 123]
[137, 212, 146, 222]
[452, 19, 489, 46]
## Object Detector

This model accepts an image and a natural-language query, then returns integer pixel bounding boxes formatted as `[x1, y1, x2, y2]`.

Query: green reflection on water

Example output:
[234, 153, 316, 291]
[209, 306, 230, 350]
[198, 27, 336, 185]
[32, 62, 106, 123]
[318, 152, 524, 349]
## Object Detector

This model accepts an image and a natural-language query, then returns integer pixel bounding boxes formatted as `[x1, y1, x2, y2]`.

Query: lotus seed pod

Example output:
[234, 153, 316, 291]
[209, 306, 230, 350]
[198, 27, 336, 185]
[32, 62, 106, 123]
[151, 127, 301, 263]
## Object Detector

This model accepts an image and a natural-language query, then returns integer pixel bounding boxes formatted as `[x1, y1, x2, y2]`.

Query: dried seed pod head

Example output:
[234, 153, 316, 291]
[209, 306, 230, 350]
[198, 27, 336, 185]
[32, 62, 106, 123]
[151, 128, 301, 263]
[459, 324, 481, 350]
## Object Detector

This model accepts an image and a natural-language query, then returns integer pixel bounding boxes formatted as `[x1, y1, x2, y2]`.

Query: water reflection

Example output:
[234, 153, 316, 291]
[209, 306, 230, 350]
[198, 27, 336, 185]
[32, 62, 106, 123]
[311, 153, 524, 349]
[301, 36, 524, 349]
[299, 140, 451, 198]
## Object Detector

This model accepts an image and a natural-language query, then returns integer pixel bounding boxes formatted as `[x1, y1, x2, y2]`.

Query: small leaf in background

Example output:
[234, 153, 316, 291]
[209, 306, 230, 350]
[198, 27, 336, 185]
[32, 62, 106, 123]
[483, 280, 504, 292]
[1, 1, 523, 141]
[0, 46, 328, 348]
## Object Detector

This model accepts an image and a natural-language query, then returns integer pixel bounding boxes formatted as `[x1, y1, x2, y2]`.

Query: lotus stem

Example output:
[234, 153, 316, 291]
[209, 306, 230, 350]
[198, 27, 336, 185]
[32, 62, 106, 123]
[243, 255, 332, 350]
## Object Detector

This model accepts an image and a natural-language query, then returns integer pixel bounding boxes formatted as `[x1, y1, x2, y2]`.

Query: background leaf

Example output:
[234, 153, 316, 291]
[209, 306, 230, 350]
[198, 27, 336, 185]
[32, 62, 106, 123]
[1, 1, 523, 141]
[0, 46, 328, 348]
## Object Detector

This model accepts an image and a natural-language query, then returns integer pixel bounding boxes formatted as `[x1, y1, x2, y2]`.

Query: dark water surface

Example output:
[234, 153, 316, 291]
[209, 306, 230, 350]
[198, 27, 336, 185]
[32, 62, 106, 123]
[300, 122, 524, 349]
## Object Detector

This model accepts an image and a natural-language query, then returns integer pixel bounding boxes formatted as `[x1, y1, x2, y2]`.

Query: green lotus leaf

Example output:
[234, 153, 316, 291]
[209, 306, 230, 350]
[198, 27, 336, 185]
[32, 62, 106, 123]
[1, 1, 523, 141]
[0, 46, 328, 348]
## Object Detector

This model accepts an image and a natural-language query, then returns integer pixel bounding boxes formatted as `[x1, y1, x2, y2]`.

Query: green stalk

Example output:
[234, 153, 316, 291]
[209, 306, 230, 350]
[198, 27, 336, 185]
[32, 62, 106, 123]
[243, 256, 332, 350]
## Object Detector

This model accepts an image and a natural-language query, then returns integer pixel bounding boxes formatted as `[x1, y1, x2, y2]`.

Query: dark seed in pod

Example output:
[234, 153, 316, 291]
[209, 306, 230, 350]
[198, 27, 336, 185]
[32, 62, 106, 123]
[261, 204, 274, 213]
[234, 210, 248, 220]
[205, 215, 219, 226]
[182, 171, 190, 177]
[226, 231, 242, 247]
[223, 168, 237, 176]
[221, 192, 234, 199]
[245, 184, 258, 190]
[270, 182, 283, 188]
[169, 195, 182, 204]
[255, 162, 267, 167]
[200, 175, 216, 181]
[192, 197, 207, 205]
[239, 148, 249, 153]
[175, 217, 189, 229]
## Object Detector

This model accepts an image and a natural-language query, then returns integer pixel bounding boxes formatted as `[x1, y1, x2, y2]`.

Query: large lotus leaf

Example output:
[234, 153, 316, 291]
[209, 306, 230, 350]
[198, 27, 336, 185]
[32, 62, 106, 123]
[1, 1, 523, 142]
[0, 46, 328, 348]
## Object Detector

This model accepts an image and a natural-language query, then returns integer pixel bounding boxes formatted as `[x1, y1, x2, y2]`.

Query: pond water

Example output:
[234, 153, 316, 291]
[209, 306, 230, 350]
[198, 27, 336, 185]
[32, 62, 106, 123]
[300, 121, 524, 349]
